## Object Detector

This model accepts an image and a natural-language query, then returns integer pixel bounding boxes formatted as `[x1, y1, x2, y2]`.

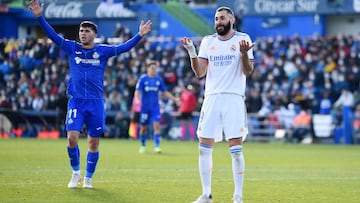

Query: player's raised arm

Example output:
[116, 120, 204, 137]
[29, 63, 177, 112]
[181, 37, 207, 78]
[29, 0, 64, 46]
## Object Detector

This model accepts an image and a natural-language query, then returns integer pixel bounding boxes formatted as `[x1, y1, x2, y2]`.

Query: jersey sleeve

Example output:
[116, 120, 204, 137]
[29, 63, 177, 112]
[38, 16, 64, 47]
[198, 36, 209, 60]
[159, 77, 167, 92]
[135, 76, 144, 91]
[102, 33, 142, 57]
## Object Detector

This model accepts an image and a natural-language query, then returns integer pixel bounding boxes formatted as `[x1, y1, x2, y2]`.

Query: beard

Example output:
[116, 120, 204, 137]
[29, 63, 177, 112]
[80, 37, 92, 46]
[216, 21, 232, 36]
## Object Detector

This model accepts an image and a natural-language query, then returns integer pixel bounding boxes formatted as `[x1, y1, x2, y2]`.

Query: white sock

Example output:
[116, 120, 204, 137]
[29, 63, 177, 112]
[230, 145, 245, 198]
[199, 144, 213, 197]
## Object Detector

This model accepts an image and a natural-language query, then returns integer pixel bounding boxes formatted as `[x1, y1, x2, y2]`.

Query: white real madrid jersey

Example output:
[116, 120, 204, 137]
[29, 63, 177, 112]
[198, 32, 254, 96]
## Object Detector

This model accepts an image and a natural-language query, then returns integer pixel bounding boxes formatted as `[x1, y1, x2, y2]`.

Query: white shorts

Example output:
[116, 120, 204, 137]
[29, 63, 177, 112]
[197, 93, 248, 142]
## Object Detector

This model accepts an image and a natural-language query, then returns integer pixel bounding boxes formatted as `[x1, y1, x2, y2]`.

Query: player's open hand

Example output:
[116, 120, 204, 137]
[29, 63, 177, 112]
[28, 0, 44, 17]
[239, 40, 255, 54]
[181, 37, 197, 58]
[181, 37, 194, 48]
[139, 20, 152, 37]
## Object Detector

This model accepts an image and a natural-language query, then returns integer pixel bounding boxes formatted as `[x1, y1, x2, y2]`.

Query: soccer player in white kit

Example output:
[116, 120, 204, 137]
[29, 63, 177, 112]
[182, 6, 255, 203]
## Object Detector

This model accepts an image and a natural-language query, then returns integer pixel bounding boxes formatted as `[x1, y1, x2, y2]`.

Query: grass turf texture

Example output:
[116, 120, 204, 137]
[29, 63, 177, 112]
[0, 139, 359, 203]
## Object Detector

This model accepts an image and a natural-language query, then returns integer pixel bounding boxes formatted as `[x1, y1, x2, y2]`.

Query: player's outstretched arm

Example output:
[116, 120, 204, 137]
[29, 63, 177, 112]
[29, 0, 64, 45]
[29, 0, 44, 17]
[163, 91, 180, 105]
[113, 20, 152, 54]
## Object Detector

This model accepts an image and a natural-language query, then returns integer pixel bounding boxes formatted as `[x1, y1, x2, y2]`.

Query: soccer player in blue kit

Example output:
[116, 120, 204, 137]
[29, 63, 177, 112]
[29, 0, 152, 188]
[135, 61, 179, 153]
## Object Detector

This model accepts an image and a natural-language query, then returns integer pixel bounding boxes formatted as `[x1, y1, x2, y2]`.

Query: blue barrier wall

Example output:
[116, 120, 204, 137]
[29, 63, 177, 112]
[242, 15, 325, 39]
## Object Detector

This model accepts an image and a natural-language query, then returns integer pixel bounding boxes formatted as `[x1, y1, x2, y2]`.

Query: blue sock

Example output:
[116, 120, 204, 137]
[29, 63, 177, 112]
[154, 133, 160, 147]
[67, 145, 80, 171]
[85, 151, 99, 178]
[140, 133, 147, 146]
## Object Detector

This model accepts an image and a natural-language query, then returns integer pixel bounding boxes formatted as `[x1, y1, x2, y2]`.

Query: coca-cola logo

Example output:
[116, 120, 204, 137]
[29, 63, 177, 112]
[45, 2, 83, 18]
[96, 2, 135, 18]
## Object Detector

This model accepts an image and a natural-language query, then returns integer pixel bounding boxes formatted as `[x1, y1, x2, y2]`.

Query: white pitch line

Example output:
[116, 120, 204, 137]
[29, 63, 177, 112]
[1, 176, 360, 186]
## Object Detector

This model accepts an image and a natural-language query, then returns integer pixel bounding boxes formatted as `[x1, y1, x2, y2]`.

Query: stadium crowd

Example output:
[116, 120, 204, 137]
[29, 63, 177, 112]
[0, 28, 360, 142]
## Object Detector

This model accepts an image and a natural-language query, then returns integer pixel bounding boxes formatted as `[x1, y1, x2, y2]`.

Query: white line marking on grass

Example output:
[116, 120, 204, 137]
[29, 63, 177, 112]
[1, 176, 360, 186]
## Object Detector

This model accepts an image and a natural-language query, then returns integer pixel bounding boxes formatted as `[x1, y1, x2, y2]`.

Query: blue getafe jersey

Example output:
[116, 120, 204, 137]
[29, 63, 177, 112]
[65, 43, 116, 99]
[136, 74, 166, 110]
[37, 16, 142, 99]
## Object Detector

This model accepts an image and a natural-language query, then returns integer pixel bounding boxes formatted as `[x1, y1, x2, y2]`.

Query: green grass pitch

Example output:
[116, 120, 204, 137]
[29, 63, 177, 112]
[0, 138, 359, 203]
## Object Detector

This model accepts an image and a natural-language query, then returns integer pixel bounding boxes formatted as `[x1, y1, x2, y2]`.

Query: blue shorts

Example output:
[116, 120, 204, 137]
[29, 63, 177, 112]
[65, 98, 105, 137]
[140, 107, 161, 126]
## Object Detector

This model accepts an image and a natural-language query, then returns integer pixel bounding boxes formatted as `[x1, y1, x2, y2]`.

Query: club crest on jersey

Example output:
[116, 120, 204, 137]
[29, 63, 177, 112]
[93, 52, 99, 59]
[231, 44, 236, 52]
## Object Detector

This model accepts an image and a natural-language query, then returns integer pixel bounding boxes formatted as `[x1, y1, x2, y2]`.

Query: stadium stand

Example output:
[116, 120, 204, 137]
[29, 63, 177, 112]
[1, 32, 360, 143]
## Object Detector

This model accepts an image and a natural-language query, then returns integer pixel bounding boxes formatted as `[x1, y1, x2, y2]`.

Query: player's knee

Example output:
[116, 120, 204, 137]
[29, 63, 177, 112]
[88, 137, 99, 152]
[67, 136, 78, 148]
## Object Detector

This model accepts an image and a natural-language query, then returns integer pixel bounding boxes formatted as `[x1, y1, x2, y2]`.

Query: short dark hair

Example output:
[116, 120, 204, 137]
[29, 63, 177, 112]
[216, 6, 234, 16]
[146, 60, 158, 67]
[80, 21, 98, 34]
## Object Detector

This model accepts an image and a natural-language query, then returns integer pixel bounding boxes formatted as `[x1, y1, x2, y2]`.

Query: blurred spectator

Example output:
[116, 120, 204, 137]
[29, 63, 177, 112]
[0, 59, 11, 75]
[178, 84, 197, 141]
[4, 37, 18, 61]
[353, 103, 360, 143]
[319, 89, 333, 114]
[112, 111, 130, 139]
[129, 96, 141, 139]
[246, 87, 262, 114]
[0, 127, 10, 139]
[291, 106, 311, 143]
[10, 123, 23, 138]
[32, 92, 44, 111]
[274, 102, 296, 129]
[21, 125, 35, 138]
[113, 22, 125, 38]
[18, 50, 35, 72]
[160, 95, 176, 140]
[162, 66, 177, 91]
[333, 87, 354, 144]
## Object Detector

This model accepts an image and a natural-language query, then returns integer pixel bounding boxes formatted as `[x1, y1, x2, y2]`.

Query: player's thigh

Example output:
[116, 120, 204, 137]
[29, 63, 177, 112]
[197, 95, 222, 141]
[222, 95, 248, 140]
[85, 100, 105, 137]
[140, 110, 150, 126]
[66, 98, 85, 132]
[151, 107, 161, 123]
